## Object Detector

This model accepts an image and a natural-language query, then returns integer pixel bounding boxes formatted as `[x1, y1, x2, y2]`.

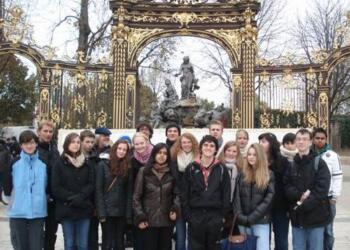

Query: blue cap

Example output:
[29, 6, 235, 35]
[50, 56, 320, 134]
[95, 127, 111, 136]
[119, 135, 132, 144]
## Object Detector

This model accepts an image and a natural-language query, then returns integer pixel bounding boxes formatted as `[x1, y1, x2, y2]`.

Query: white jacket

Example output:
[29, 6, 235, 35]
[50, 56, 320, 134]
[321, 149, 343, 199]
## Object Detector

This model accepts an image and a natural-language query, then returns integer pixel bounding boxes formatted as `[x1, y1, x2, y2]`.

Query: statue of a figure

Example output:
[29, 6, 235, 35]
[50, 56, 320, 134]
[175, 56, 199, 99]
[163, 79, 178, 106]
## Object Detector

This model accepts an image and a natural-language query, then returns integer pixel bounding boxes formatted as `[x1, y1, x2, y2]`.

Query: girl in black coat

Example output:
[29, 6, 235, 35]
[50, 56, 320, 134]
[133, 143, 180, 250]
[95, 139, 133, 250]
[234, 143, 275, 250]
[259, 133, 290, 250]
[51, 133, 94, 250]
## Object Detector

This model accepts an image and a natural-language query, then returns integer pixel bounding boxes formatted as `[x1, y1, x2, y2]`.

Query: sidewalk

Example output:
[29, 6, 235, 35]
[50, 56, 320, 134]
[1, 164, 350, 249]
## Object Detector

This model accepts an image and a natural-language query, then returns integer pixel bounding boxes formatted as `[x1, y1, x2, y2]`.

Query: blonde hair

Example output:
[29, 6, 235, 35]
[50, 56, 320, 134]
[171, 132, 199, 160]
[38, 120, 55, 131]
[218, 140, 243, 170]
[235, 129, 249, 140]
[243, 143, 269, 189]
[132, 132, 149, 144]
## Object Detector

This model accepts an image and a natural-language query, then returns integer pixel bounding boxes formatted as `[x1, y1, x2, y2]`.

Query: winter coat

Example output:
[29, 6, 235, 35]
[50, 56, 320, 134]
[269, 154, 290, 211]
[284, 151, 331, 228]
[37, 141, 60, 197]
[51, 155, 94, 221]
[182, 160, 231, 221]
[0, 144, 11, 173]
[233, 171, 275, 226]
[133, 166, 180, 227]
[95, 159, 133, 220]
[5, 151, 47, 219]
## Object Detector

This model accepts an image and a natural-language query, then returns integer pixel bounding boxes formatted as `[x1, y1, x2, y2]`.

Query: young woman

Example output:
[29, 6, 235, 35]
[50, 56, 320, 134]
[233, 143, 275, 250]
[131, 132, 153, 250]
[133, 143, 180, 250]
[95, 139, 133, 250]
[235, 129, 249, 157]
[258, 133, 290, 250]
[4, 130, 47, 250]
[52, 133, 94, 250]
[170, 133, 199, 250]
[218, 140, 243, 238]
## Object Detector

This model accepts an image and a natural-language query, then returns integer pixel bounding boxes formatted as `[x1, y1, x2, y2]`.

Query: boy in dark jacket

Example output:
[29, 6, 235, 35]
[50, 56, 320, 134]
[183, 135, 230, 250]
[284, 129, 331, 250]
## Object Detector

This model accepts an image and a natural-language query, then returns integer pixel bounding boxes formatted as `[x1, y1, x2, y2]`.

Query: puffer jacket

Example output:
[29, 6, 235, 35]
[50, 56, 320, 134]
[284, 151, 331, 228]
[95, 159, 133, 220]
[133, 166, 180, 227]
[5, 151, 47, 219]
[233, 171, 275, 226]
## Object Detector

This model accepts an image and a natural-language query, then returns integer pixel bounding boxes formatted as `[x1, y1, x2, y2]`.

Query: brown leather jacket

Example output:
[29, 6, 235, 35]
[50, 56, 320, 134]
[133, 166, 181, 227]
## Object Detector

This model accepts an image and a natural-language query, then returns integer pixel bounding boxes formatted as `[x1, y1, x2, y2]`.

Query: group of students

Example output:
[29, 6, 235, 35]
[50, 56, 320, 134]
[1, 120, 343, 250]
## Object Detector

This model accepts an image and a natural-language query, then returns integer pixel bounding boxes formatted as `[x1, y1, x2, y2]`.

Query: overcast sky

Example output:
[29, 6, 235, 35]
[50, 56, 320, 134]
[11, 0, 350, 106]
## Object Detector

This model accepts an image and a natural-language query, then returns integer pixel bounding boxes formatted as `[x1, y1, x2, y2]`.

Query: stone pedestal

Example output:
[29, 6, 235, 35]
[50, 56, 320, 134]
[175, 98, 200, 127]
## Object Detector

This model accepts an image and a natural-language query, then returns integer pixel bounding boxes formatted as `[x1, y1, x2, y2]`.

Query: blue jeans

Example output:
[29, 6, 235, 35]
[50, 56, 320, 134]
[62, 218, 90, 250]
[324, 203, 336, 250]
[239, 224, 270, 250]
[176, 217, 189, 250]
[292, 226, 324, 250]
[272, 210, 289, 250]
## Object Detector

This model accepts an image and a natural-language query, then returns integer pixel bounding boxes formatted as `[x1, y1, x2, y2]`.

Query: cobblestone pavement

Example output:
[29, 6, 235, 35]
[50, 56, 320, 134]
[1, 158, 349, 250]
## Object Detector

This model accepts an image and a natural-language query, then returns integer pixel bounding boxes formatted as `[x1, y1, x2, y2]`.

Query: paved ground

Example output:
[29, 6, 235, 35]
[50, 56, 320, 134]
[0, 157, 349, 250]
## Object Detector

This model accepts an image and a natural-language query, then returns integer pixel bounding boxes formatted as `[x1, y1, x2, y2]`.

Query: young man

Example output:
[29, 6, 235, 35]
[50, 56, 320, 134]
[136, 122, 154, 142]
[280, 132, 298, 162]
[165, 124, 181, 149]
[208, 120, 224, 149]
[312, 128, 343, 250]
[183, 135, 230, 250]
[37, 120, 60, 250]
[4, 130, 47, 250]
[284, 128, 331, 250]
[94, 127, 112, 158]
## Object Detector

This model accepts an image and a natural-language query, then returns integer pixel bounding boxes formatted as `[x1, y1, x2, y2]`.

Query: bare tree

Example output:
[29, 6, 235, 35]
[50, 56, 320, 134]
[294, 0, 350, 118]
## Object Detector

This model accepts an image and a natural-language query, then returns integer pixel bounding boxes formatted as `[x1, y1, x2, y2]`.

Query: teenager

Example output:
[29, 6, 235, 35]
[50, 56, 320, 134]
[131, 132, 153, 250]
[183, 135, 230, 250]
[233, 143, 275, 250]
[133, 143, 180, 250]
[170, 133, 199, 250]
[165, 124, 181, 149]
[259, 133, 290, 250]
[218, 140, 243, 238]
[36, 120, 60, 250]
[52, 133, 94, 250]
[280, 133, 297, 162]
[235, 129, 249, 157]
[136, 122, 154, 143]
[4, 130, 47, 250]
[312, 128, 343, 250]
[96, 139, 133, 250]
[284, 129, 331, 250]
[209, 120, 224, 149]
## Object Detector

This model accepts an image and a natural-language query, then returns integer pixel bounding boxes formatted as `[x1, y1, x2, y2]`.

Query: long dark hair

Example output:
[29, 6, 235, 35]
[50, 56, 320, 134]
[258, 132, 280, 161]
[145, 143, 171, 169]
[63, 133, 81, 157]
[109, 139, 130, 176]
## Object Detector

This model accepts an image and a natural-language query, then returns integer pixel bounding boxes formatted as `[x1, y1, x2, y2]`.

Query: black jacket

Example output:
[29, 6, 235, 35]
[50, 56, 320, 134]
[284, 151, 331, 228]
[131, 156, 146, 183]
[269, 154, 290, 211]
[0, 144, 11, 173]
[133, 166, 180, 227]
[233, 171, 275, 226]
[182, 160, 231, 221]
[51, 155, 95, 221]
[170, 160, 187, 197]
[95, 159, 133, 220]
[37, 141, 60, 197]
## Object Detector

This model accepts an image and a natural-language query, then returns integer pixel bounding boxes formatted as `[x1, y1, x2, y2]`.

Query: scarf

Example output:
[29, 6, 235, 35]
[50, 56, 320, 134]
[280, 145, 298, 162]
[134, 144, 153, 164]
[225, 158, 238, 201]
[240, 145, 249, 158]
[177, 151, 194, 173]
[152, 163, 169, 180]
[65, 153, 85, 168]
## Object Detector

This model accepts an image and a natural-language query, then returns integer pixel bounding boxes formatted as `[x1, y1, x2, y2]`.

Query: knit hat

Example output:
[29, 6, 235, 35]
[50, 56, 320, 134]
[95, 127, 111, 136]
[165, 124, 181, 136]
[119, 135, 132, 144]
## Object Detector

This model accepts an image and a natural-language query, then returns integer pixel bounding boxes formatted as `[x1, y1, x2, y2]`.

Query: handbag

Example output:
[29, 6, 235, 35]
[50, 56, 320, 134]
[220, 213, 258, 250]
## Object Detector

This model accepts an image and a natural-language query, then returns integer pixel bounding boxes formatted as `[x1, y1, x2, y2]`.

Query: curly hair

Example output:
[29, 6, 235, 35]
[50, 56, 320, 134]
[171, 132, 199, 160]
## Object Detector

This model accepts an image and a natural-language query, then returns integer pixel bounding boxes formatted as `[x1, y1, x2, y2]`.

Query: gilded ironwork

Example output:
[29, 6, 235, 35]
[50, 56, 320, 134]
[172, 12, 198, 28]
[97, 110, 108, 127]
